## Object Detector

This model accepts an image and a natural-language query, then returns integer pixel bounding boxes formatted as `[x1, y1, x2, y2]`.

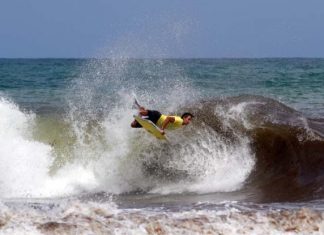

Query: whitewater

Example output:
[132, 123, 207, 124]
[0, 58, 324, 234]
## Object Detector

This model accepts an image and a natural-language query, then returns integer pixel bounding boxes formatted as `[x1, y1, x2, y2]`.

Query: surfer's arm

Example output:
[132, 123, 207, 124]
[161, 116, 175, 133]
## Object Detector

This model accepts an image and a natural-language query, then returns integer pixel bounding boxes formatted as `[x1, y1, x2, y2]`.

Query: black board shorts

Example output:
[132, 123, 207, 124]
[133, 110, 162, 128]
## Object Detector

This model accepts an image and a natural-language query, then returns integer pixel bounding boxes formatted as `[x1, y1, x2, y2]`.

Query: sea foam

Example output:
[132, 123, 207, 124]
[0, 98, 97, 198]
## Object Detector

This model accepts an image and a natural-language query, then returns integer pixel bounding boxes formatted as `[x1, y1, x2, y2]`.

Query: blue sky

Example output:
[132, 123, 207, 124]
[1, 0, 323, 58]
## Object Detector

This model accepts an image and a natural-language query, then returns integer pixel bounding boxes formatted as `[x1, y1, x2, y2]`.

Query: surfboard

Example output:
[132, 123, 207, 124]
[133, 115, 167, 140]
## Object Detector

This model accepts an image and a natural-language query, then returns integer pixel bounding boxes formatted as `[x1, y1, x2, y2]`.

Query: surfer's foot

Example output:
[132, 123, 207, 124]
[131, 120, 142, 128]
[131, 120, 137, 128]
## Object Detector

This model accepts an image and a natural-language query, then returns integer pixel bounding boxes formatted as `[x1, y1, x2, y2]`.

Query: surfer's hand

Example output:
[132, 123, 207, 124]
[160, 130, 165, 135]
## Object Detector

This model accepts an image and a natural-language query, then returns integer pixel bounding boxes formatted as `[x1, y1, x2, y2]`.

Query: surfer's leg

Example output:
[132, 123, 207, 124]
[133, 99, 149, 116]
[139, 107, 148, 116]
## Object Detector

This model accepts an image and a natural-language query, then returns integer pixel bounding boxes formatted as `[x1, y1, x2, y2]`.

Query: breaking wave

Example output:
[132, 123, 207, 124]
[1, 91, 323, 203]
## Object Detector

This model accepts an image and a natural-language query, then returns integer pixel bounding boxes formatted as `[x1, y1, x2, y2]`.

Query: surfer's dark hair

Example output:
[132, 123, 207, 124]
[181, 112, 194, 119]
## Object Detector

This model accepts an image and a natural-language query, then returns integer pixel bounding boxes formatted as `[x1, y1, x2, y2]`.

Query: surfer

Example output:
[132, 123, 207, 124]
[131, 106, 193, 135]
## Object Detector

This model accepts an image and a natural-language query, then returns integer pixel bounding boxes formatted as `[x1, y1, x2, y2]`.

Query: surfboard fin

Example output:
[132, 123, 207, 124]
[134, 98, 141, 108]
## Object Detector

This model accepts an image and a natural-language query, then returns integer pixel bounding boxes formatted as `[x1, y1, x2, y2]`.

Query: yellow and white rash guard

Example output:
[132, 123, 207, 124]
[156, 115, 183, 130]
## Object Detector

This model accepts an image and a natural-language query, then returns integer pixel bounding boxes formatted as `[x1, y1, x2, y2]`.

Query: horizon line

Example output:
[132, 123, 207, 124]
[1, 56, 324, 60]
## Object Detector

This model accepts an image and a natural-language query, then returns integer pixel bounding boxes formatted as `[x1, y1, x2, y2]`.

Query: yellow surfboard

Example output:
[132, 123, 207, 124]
[133, 115, 167, 140]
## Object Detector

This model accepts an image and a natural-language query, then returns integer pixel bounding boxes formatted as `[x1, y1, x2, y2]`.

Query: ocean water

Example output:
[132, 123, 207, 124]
[0, 58, 324, 234]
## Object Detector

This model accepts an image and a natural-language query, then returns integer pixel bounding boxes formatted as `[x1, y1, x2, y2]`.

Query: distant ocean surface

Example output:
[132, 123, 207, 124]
[0, 58, 324, 234]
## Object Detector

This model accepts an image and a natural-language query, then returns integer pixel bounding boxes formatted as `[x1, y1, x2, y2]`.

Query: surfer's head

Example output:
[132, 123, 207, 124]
[181, 112, 194, 125]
